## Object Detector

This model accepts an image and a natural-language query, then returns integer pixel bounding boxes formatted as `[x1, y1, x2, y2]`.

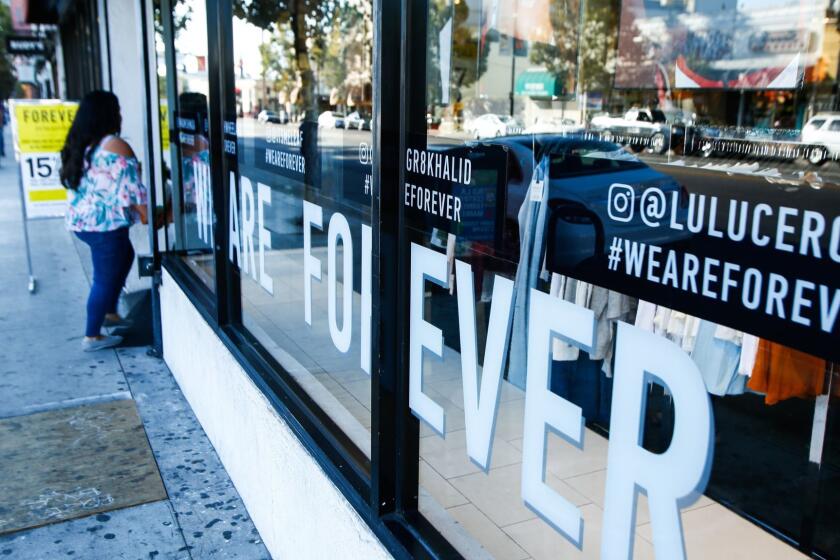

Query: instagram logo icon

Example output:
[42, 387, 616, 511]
[607, 183, 635, 222]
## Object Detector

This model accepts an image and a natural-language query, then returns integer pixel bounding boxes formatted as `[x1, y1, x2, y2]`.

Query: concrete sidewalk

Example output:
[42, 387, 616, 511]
[0, 150, 269, 559]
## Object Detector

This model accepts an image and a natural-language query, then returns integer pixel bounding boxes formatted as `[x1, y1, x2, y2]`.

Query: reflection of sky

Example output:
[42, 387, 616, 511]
[737, 0, 814, 10]
[173, 0, 265, 80]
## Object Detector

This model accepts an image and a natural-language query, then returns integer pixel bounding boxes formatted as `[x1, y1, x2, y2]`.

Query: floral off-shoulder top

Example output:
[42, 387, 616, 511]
[66, 135, 147, 232]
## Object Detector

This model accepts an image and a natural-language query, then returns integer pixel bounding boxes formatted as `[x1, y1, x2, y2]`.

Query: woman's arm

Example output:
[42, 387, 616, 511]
[102, 136, 136, 158]
[132, 204, 149, 225]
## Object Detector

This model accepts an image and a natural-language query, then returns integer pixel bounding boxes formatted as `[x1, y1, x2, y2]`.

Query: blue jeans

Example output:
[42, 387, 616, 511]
[75, 228, 135, 337]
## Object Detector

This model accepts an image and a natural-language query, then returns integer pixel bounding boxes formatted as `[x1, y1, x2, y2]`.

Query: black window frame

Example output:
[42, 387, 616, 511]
[155, 0, 461, 557]
[152, 0, 839, 558]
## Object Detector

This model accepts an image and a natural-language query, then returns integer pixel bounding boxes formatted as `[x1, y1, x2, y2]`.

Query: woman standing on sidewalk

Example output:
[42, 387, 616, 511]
[60, 91, 149, 352]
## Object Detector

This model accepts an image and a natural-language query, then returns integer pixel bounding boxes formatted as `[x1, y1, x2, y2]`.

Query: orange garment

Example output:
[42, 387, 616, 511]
[747, 340, 825, 405]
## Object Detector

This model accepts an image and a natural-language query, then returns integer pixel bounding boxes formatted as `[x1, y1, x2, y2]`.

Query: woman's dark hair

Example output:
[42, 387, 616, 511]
[60, 90, 121, 190]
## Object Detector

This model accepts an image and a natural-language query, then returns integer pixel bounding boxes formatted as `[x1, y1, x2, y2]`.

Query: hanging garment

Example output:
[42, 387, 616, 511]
[506, 155, 550, 389]
[635, 300, 657, 331]
[747, 340, 826, 405]
[550, 275, 634, 376]
[634, 303, 700, 353]
[738, 334, 759, 377]
[591, 288, 636, 377]
[550, 274, 592, 362]
[691, 321, 746, 396]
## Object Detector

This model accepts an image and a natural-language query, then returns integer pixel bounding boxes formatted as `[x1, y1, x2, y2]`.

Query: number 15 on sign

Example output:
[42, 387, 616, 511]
[22, 153, 59, 183]
[20, 153, 68, 219]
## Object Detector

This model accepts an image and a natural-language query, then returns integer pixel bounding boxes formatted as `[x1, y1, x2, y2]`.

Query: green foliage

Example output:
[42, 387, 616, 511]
[233, 0, 372, 114]
[529, 0, 619, 95]
[427, 0, 488, 106]
[0, 3, 18, 100]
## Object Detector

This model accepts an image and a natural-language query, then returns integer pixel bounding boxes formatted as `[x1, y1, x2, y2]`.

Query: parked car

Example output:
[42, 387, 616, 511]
[426, 135, 686, 268]
[345, 111, 371, 130]
[800, 113, 840, 165]
[589, 108, 685, 154]
[524, 117, 585, 135]
[257, 110, 288, 124]
[464, 113, 523, 139]
[318, 111, 345, 129]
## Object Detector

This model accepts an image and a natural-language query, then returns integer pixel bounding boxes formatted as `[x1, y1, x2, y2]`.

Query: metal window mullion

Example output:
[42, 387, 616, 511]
[205, 0, 229, 325]
[159, 0, 185, 255]
[371, 0, 402, 517]
[215, 0, 242, 327]
[137, 0, 164, 355]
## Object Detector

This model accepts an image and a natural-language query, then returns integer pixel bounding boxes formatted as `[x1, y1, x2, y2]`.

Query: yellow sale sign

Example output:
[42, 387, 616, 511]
[13, 102, 78, 154]
[10, 100, 79, 218]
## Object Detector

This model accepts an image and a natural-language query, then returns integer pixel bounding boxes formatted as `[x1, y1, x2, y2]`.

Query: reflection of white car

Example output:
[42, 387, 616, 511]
[525, 118, 584, 135]
[345, 111, 370, 130]
[318, 111, 345, 129]
[257, 110, 287, 124]
[801, 113, 840, 165]
[464, 114, 522, 139]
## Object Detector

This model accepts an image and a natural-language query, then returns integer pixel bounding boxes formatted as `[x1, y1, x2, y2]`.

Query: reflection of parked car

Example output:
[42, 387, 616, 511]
[800, 113, 840, 165]
[465, 114, 523, 139]
[426, 113, 442, 129]
[525, 117, 585, 135]
[688, 119, 831, 165]
[257, 110, 288, 124]
[589, 108, 685, 154]
[345, 111, 371, 130]
[318, 111, 345, 129]
[475, 135, 688, 268]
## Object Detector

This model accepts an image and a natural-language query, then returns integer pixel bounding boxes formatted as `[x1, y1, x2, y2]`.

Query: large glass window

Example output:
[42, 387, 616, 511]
[153, 0, 173, 257]
[230, 0, 374, 458]
[167, 0, 216, 291]
[407, 0, 840, 558]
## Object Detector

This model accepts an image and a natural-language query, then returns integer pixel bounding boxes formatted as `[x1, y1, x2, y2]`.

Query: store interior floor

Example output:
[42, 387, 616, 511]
[236, 244, 823, 560]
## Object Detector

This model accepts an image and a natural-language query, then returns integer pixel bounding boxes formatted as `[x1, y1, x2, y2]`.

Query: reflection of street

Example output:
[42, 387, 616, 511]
[236, 118, 372, 252]
[641, 151, 840, 186]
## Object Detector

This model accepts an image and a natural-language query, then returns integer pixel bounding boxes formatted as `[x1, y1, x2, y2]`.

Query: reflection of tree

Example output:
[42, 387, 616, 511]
[529, 0, 618, 101]
[316, 0, 372, 108]
[154, 0, 193, 37]
[0, 4, 17, 99]
[427, 0, 488, 113]
[233, 0, 372, 117]
[257, 26, 296, 108]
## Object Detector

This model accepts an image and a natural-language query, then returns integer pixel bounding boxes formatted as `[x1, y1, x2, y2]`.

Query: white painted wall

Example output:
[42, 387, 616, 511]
[160, 269, 393, 560]
[104, 0, 147, 175]
[103, 0, 152, 293]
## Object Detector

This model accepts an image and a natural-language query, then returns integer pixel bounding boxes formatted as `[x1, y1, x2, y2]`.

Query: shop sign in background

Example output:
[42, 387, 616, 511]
[10, 100, 78, 219]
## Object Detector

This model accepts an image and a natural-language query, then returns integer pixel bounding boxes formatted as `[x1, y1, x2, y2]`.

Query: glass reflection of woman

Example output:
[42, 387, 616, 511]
[178, 92, 210, 217]
[60, 91, 149, 352]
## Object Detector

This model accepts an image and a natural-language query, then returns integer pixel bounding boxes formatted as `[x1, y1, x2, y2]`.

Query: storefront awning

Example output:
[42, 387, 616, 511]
[514, 69, 563, 98]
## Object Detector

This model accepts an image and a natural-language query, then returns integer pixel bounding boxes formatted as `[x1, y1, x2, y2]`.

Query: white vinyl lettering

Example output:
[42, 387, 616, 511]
[228, 171, 240, 266]
[522, 288, 595, 548]
[240, 176, 257, 279]
[303, 201, 323, 325]
[327, 212, 353, 353]
[409, 243, 448, 435]
[455, 261, 514, 471]
[361, 225, 372, 375]
[257, 182, 274, 294]
[601, 323, 713, 560]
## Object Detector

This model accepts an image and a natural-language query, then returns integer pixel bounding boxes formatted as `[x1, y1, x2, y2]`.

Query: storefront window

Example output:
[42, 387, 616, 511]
[154, 0, 173, 255]
[229, 0, 374, 458]
[168, 0, 215, 290]
[408, 0, 840, 558]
